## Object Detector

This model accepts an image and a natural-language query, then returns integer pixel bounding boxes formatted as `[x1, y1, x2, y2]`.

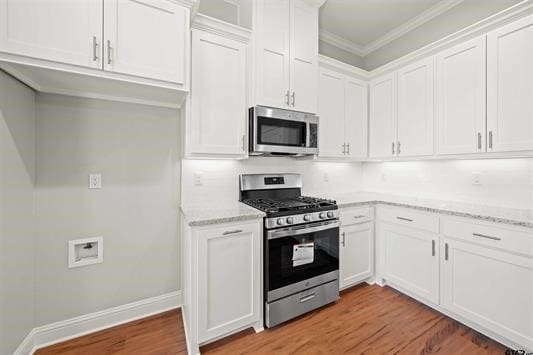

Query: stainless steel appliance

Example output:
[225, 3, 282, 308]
[248, 106, 319, 156]
[239, 173, 339, 328]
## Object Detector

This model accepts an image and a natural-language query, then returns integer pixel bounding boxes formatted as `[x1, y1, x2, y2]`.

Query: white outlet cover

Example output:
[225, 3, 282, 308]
[323, 172, 329, 182]
[194, 172, 203, 186]
[471, 172, 482, 185]
[89, 173, 102, 189]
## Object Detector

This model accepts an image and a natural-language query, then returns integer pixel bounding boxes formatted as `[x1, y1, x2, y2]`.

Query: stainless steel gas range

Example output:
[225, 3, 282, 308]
[239, 173, 340, 328]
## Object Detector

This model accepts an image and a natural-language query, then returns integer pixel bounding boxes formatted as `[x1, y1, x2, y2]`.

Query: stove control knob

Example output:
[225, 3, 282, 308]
[303, 214, 311, 222]
[327, 211, 334, 218]
[319, 212, 326, 219]
[286, 217, 294, 224]
[276, 218, 284, 226]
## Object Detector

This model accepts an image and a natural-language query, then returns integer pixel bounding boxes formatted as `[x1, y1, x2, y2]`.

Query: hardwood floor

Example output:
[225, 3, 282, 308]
[37, 284, 507, 354]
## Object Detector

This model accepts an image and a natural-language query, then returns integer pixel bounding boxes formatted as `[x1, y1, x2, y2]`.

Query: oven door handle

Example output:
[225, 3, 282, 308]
[267, 220, 340, 240]
[305, 121, 311, 148]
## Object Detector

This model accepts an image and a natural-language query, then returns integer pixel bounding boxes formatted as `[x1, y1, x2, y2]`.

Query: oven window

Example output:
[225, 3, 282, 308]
[257, 117, 306, 147]
[267, 226, 339, 292]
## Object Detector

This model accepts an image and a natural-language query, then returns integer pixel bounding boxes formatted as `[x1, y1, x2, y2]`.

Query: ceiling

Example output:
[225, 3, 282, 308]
[319, 0, 464, 57]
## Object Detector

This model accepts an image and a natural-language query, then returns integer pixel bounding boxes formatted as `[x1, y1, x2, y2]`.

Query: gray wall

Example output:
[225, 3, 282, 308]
[34, 94, 180, 325]
[319, 40, 365, 68]
[198, 0, 252, 29]
[363, 0, 524, 70]
[0, 71, 36, 355]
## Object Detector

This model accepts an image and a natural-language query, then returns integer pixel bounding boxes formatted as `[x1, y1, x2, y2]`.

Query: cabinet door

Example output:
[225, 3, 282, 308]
[441, 238, 533, 349]
[104, 0, 187, 84]
[435, 37, 486, 155]
[189, 30, 247, 156]
[345, 77, 368, 158]
[397, 57, 434, 157]
[369, 73, 397, 158]
[318, 68, 345, 158]
[487, 15, 533, 153]
[383, 223, 439, 304]
[340, 222, 374, 290]
[254, 0, 291, 109]
[289, 0, 318, 114]
[0, 0, 102, 68]
[197, 222, 261, 343]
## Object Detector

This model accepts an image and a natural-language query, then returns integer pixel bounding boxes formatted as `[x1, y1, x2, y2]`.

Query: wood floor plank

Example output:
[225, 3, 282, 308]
[36, 284, 508, 355]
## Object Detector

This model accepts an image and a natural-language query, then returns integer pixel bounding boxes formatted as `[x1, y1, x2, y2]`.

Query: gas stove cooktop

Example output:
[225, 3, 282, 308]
[242, 196, 337, 214]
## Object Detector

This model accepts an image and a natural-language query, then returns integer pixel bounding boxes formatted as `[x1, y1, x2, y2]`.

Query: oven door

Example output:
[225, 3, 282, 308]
[251, 106, 318, 155]
[266, 220, 339, 302]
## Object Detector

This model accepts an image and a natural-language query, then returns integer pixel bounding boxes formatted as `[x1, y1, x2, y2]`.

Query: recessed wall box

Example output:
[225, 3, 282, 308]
[68, 236, 103, 268]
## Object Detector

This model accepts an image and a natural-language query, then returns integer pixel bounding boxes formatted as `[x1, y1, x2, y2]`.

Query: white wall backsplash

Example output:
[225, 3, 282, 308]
[362, 159, 533, 209]
[181, 158, 364, 206]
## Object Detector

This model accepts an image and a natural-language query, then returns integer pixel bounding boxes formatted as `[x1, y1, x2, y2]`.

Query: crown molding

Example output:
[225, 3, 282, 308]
[319, 29, 366, 57]
[171, 0, 197, 9]
[192, 13, 251, 43]
[320, 0, 464, 57]
[318, 54, 370, 80]
[363, 0, 464, 55]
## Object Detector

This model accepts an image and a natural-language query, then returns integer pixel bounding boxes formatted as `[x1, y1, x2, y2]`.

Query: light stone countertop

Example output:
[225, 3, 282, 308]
[312, 191, 533, 229]
[181, 192, 533, 229]
[181, 201, 265, 227]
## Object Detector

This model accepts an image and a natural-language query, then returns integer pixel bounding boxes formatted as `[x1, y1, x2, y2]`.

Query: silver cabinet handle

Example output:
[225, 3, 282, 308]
[445, 243, 449, 261]
[107, 40, 112, 64]
[488, 131, 493, 149]
[432, 240, 435, 256]
[291, 91, 295, 106]
[353, 215, 366, 219]
[477, 132, 482, 150]
[285, 90, 290, 106]
[222, 229, 243, 236]
[299, 293, 316, 303]
[342, 143, 346, 155]
[346, 143, 350, 155]
[92, 36, 99, 61]
[473, 232, 501, 241]
[396, 216, 413, 222]
[341, 231, 345, 247]
[397, 141, 401, 155]
[392, 142, 395, 155]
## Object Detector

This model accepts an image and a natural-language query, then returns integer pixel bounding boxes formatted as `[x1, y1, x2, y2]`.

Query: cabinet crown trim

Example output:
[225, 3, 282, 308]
[192, 14, 251, 43]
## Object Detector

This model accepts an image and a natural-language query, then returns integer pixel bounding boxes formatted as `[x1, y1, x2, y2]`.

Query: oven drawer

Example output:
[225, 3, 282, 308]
[265, 279, 339, 328]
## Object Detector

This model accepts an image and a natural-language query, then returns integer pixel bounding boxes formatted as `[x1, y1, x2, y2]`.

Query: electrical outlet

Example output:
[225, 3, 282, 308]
[89, 174, 102, 189]
[323, 172, 329, 182]
[381, 173, 387, 182]
[194, 172, 203, 186]
[471, 172, 482, 186]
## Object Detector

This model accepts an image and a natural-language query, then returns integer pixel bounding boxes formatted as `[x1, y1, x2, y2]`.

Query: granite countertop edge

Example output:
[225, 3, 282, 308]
[336, 200, 533, 229]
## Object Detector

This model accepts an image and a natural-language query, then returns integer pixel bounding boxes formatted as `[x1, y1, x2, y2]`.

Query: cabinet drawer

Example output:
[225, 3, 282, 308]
[442, 218, 533, 257]
[377, 207, 439, 233]
[340, 207, 373, 226]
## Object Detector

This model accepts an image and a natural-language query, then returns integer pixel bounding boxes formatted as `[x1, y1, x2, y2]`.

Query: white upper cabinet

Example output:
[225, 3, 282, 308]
[254, 0, 319, 113]
[397, 57, 434, 157]
[344, 77, 368, 158]
[318, 68, 345, 157]
[435, 37, 486, 155]
[104, 0, 187, 84]
[289, 0, 318, 113]
[369, 73, 397, 158]
[487, 15, 533, 153]
[254, 0, 291, 109]
[188, 28, 248, 157]
[0, 0, 103, 69]
[319, 67, 368, 159]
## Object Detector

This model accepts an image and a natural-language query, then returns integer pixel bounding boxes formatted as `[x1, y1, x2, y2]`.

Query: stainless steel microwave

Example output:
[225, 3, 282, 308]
[249, 106, 319, 156]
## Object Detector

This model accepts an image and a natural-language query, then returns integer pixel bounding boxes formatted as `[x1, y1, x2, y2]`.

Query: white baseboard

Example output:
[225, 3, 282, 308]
[14, 290, 182, 355]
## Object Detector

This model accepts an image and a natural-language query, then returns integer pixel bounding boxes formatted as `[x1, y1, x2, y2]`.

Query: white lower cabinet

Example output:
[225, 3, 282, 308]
[441, 236, 533, 349]
[183, 219, 262, 353]
[382, 222, 440, 305]
[340, 221, 374, 289]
